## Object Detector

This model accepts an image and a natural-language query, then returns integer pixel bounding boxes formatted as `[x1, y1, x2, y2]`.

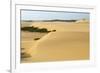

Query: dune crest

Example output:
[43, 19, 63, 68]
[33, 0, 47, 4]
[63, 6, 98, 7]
[30, 32, 51, 56]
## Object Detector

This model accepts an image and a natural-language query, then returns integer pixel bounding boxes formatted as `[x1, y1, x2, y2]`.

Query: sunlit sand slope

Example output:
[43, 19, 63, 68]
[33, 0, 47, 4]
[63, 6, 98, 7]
[29, 32, 89, 61]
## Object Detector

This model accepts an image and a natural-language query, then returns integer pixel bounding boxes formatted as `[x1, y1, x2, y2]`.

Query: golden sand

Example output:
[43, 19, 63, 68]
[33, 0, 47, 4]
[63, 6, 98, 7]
[21, 21, 89, 63]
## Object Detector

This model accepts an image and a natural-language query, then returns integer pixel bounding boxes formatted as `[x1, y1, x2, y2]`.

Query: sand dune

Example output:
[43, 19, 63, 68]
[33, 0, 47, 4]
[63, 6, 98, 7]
[21, 21, 89, 63]
[28, 32, 89, 62]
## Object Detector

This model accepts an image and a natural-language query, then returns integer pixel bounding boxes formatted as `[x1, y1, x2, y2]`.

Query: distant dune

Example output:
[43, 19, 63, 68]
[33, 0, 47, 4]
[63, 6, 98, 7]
[76, 19, 89, 23]
[31, 21, 89, 32]
[21, 21, 33, 27]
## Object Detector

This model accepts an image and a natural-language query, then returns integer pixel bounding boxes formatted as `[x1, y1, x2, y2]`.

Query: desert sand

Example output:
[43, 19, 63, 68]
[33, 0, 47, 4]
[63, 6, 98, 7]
[21, 21, 89, 63]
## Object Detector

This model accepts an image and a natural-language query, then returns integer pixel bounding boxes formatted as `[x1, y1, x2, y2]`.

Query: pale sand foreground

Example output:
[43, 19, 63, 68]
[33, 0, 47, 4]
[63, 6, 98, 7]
[21, 21, 89, 63]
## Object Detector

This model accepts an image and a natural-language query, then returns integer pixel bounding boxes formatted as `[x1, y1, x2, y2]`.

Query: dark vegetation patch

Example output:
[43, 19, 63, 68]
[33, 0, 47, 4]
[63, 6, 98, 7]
[34, 38, 40, 40]
[21, 19, 77, 22]
[21, 48, 25, 50]
[21, 26, 51, 33]
[21, 52, 31, 58]
[51, 30, 56, 32]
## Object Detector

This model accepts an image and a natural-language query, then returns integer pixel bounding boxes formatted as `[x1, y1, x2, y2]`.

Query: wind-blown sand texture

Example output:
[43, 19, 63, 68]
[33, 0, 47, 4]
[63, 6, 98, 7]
[21, 21, 89, 63]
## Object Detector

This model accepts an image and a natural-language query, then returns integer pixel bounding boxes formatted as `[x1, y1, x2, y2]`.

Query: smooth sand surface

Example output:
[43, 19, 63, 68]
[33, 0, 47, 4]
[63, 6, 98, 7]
[21, 21, 89, 63]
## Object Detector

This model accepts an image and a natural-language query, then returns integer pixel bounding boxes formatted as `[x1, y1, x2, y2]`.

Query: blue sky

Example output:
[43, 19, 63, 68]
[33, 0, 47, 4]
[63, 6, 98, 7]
[21, 10, 89, 20]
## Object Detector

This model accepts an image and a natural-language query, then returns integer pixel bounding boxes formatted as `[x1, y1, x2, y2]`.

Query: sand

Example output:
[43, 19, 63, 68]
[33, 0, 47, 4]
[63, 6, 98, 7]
[21, 21, 89, 63]
[31, 22, 89, 32]
[21, 31, 47, 53]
